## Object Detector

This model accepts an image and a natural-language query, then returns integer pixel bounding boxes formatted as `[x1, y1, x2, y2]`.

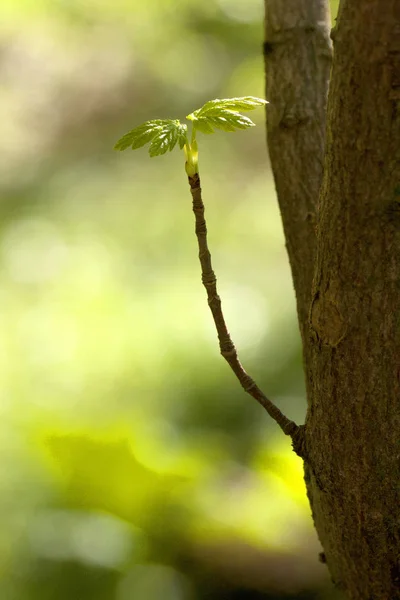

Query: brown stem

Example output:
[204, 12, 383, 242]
[187, 172, 304, 449]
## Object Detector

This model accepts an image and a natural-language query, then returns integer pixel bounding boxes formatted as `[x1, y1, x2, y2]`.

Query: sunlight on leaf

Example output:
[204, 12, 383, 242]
[190, 96, 268, 117]
[114, 97, 267, 156]
[187, 96, 267, 135]
[114, 120, 187, 157]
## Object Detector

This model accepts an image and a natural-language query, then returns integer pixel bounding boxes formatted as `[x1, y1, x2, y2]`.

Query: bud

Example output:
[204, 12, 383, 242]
[184, 141, 199, 176]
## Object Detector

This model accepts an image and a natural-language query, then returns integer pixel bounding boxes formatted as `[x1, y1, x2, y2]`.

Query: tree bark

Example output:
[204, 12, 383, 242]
[265, 0, 400, 598]
[264, 0, 332, 400]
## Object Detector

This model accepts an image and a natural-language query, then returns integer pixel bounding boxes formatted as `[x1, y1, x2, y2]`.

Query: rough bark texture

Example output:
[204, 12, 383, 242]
[266, 0, 400, 598]
[306, 1, 400, 598]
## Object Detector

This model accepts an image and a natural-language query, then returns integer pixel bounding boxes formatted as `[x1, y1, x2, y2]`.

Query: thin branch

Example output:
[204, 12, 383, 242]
[187, 173, 303, 446]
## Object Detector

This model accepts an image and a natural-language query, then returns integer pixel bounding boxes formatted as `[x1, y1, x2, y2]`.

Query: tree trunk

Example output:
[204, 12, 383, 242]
[265, 1, 400, 598]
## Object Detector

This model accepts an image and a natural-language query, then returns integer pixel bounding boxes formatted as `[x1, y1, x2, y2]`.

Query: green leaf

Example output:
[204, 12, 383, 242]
[188, 96, 267, 120]
[114, 119, 188, 156]
[192, 111, 257, 134]
[149, 121, 188, 157]
[177, 123, 188, 149]
[191, 119, 215, 135]
[187, 96, 267, 136]
[114, 120, 168, 151]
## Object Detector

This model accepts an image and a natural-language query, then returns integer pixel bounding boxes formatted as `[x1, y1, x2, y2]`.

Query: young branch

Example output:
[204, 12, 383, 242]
[113, 96, 306, 454]
[187, 173, 304, 449]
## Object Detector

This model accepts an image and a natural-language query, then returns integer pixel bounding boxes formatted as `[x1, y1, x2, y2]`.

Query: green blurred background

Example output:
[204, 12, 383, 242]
[0, 1, 340, 599]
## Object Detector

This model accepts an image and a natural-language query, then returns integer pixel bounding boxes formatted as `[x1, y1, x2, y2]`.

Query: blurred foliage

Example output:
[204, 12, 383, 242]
[0, 1, 340, 599]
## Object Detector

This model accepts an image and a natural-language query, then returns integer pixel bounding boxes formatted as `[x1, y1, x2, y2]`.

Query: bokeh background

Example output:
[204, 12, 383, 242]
[0, 1, 340, 599]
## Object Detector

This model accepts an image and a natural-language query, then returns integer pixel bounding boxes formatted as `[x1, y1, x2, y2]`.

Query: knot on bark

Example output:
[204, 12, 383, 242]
[310, 293, 347, 347]
[202, 271, 216, 287]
